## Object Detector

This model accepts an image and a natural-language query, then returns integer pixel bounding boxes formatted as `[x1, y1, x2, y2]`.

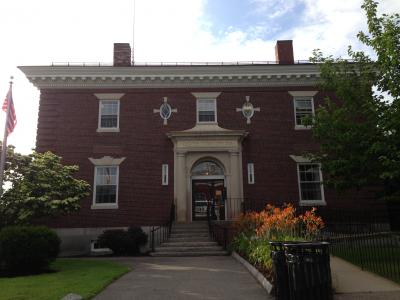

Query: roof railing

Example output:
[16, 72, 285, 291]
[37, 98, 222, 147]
[50, 60, 317, 67]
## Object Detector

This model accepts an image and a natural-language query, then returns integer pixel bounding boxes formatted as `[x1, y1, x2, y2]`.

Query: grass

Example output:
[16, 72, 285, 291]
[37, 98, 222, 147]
[0, 259, 130, 300]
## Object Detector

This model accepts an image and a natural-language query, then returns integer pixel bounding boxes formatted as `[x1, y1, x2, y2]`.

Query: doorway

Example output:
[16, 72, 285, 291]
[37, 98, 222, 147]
[192, 179, 226, 221]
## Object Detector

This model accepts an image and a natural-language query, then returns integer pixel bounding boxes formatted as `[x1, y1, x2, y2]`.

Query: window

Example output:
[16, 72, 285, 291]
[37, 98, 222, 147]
[98, 100, 119, 131]
[247, 163, 255, 184]
[191, 161, 224, 176]
[197, 99, 217, 123]
[294, 97, 314, 128]
[162, 164, 168, 186]
[297, 163, 325, 205]
[91, 240, 111, 253]
[93, 166, 119, 208]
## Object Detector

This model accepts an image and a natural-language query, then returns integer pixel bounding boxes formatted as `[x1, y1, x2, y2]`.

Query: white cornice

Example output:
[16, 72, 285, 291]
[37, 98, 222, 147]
[18, 64, 321, 89]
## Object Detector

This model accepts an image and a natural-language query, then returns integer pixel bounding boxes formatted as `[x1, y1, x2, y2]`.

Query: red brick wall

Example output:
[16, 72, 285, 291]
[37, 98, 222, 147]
[36, 86, 379, 228]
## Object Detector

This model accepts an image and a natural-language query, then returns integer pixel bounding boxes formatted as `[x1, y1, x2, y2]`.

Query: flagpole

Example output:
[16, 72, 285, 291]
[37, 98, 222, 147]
[0, 77, 13, 196]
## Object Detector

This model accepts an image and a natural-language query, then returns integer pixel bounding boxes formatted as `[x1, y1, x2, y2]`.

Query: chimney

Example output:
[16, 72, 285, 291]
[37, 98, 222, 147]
[113, 43, 131, 66]
[275, 40, 294, 64]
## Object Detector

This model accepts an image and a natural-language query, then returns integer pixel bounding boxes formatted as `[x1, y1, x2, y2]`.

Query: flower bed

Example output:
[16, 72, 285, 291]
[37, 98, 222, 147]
[230, 204, 324, 286]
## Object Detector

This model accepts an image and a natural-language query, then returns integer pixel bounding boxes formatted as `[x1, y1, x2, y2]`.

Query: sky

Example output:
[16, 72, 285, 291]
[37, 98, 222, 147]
[0, 0, 399, 154]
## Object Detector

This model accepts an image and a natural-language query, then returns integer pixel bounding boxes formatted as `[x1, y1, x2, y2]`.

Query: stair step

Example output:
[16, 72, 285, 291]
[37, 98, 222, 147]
[170, 232, 209, 238]
[162, 241, 218, 247]
[171, 228, 209, 234]
[168, 237, 212, 242]
[155, 246, 223, 252]
[150, 251, 228, 257]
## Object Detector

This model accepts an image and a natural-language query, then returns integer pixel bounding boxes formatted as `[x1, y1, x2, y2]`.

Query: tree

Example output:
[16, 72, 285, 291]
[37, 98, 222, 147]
[309, 0, 400, 200]
[0, 150, 91, 227]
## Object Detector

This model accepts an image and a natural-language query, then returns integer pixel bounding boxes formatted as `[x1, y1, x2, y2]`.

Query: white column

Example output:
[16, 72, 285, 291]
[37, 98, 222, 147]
[175, 152, 187, 222]
[229, 151, 242, 219]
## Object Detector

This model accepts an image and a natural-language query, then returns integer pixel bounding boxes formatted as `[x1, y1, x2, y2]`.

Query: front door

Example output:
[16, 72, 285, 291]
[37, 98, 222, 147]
[192, 179, 225, 221]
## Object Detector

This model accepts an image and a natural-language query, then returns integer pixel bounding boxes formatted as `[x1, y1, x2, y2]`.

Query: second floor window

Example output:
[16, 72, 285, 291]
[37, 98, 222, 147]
[197, 99, 216, 123]
[294, 97, 314, 127]
[99, 100, 119, 130]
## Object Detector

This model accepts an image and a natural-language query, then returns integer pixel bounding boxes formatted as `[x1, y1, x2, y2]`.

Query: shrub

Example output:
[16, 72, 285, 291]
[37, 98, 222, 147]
[128, 226, 148, 253]
[0, 226, 60, 274]
[98, 227, 148, 256]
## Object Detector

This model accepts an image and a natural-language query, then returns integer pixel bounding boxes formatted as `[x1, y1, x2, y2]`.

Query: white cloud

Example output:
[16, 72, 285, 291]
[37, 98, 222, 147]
[0, 0, 398, 154]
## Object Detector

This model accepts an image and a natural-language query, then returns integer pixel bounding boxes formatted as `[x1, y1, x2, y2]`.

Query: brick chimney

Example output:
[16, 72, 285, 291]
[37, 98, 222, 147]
[113, 43, 131, 67]
[275, 40, 294, 64]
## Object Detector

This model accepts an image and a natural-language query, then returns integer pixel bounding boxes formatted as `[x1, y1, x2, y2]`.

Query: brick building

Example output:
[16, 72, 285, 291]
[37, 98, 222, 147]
[19, 41, 376, 255]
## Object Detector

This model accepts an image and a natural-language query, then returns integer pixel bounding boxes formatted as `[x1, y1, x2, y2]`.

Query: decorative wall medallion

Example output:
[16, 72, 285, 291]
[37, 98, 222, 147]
[153, 97, 177, 125]
[236, 96, 260, 124]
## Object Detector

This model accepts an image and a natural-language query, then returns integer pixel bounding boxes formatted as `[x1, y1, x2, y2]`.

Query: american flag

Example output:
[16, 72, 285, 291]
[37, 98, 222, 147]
[2, 84, 17, 135]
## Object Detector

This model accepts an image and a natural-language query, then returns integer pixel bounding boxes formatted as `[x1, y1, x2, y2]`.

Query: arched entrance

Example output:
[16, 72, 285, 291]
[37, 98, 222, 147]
[191, 160, 226, 221]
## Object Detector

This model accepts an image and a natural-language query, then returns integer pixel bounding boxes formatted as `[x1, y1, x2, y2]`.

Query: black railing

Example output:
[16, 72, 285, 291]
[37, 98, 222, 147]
[321, 229, 400, 284]
[207, 202, 237, 250]
[50, 60, 316, 67]
[149, 203, 175, 252]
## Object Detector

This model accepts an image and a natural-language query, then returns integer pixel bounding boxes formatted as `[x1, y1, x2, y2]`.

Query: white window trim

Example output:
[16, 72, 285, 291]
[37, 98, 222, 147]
[97, 99, 121, 133]
[247, 163, 255, 184]
[289, 91, 318, 130]
[91, 165, 120, 209]
[91, 240, 112, 253]
[293, 97, 315, 130]
[162, 164, 169, 186]
[192, 92, 220, 124]
[296, 163, 326, 206]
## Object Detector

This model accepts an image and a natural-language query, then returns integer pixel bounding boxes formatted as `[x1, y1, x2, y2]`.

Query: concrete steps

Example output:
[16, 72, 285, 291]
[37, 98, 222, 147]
[150, 222, 228, 257]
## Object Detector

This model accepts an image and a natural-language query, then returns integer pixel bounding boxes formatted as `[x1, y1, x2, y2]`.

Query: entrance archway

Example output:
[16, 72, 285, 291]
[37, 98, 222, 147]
[191, 160, 226, 221]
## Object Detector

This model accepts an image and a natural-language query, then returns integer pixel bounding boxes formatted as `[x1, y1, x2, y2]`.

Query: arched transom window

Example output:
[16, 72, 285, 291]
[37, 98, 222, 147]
[191, 161, 224, 176]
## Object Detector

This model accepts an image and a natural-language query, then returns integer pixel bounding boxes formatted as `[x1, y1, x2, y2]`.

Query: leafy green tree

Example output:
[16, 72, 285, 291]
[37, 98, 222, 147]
[309, 0, 400, 200]
[0, 150, 91, 227]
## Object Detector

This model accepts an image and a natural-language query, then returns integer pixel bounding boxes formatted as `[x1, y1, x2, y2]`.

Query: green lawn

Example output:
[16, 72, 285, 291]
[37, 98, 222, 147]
[0, 259, 130, 300]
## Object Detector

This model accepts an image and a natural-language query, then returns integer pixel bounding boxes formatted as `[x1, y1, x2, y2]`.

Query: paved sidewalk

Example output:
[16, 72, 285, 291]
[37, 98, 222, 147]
[331, 256, 400, 299]
[93, 256, 271, 300]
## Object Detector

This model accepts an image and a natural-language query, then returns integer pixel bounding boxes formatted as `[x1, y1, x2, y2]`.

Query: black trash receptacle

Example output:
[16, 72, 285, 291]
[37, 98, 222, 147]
[269, 241, 290, 300]
[283, 242, 332, 300]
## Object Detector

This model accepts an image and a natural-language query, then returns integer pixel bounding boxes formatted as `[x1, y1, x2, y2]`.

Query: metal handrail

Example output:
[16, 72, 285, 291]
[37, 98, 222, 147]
[149, 202, 175, 252]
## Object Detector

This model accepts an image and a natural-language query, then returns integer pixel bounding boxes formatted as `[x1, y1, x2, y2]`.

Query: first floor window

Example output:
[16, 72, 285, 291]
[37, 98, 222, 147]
[294, 97, 313, 127]
[99, 100, 119, 129]
[297, 163, 324, 204]
[94, 166, 118, 204]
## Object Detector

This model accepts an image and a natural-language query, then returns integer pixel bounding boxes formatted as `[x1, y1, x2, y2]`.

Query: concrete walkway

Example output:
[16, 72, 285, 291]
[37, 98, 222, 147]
[93, 256, 271, 300]
[331, 256, 400, 299]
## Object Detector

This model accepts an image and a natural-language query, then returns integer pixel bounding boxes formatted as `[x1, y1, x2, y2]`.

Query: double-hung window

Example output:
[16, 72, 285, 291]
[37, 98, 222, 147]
[297, 163, 325, 205]
[93, 166, 119, 208]
[197, 99, 217, 123]
[98, 100, 119, 130]
[294, 97, 314, 128]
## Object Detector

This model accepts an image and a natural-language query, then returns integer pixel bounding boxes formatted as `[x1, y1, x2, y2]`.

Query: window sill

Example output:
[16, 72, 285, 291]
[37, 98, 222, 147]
[197, 121, 218, 125]
[299, 201, 326, 206]
[96, 128, 120, 133]
[294, 125, 312, 130]
[91, 204, 118, 210]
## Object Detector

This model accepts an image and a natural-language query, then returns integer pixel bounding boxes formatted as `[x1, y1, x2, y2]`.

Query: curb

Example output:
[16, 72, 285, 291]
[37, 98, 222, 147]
[231, 251, 274, 294]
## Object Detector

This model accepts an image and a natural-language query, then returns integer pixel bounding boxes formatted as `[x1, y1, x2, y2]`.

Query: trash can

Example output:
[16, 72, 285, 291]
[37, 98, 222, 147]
[283, 242, 332, 300]
[269, 241, 290, 300]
